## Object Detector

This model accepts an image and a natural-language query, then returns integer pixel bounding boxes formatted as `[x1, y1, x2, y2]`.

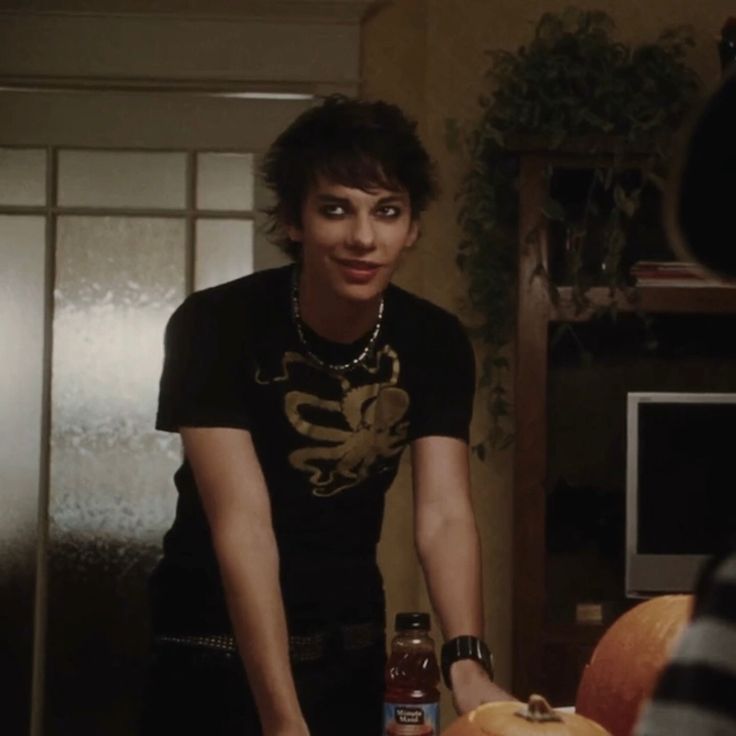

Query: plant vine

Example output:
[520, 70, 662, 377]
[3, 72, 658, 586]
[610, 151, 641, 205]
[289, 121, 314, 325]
[450, 7, 701, 453]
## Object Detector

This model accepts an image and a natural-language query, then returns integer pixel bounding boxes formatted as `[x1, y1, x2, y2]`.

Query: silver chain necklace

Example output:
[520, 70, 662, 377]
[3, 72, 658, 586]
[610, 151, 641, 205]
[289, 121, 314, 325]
[291, 267, 384, 373]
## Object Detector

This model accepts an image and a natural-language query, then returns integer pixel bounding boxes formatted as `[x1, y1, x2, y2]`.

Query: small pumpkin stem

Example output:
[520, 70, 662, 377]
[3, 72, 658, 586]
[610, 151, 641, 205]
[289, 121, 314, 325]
[514, 694, 564, 723]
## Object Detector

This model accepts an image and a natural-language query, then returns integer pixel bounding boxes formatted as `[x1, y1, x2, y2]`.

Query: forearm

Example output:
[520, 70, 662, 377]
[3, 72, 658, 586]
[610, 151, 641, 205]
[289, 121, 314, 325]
[416, 515, 484, 640]
[417, 513, 513, 706]
[181, 427, 308, 734]
[214, 521, 306, 733]
[412, 436, 514, 708]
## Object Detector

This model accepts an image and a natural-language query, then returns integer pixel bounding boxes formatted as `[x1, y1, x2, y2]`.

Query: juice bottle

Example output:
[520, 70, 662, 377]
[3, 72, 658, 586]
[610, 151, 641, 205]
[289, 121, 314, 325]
[382, 612, 440, 736]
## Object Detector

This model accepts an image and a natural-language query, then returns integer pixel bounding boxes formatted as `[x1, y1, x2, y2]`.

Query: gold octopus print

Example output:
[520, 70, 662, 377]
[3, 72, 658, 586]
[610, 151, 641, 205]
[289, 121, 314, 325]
[257, 345, 409, 496]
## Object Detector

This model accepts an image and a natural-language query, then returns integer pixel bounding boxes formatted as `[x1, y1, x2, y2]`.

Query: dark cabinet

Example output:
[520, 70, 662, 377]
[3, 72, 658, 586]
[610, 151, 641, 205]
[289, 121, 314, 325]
[511, 150, 736, 704]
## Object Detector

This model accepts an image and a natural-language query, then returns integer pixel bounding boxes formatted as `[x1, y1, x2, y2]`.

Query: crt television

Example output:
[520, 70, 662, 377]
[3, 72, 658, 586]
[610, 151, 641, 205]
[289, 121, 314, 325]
[626, 391, 736, 597]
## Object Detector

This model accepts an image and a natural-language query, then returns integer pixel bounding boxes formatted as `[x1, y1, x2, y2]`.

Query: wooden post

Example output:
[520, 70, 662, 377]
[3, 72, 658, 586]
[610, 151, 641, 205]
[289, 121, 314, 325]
[513, 154, 552, 698]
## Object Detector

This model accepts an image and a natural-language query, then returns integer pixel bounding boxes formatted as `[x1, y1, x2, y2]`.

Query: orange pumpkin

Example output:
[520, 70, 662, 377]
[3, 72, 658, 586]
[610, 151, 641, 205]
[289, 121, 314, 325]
[575, 594, 692, 736]
[442, 694, 612, 736]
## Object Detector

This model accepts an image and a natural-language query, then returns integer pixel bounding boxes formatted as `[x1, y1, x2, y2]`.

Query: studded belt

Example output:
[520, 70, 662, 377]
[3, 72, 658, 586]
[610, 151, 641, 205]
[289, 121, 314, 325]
[156, 621, 384, 664]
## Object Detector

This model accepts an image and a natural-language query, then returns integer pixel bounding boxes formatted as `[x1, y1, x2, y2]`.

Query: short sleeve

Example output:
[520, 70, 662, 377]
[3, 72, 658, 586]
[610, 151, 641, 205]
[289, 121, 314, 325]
[155, 294, 251, 432]
[409, 315, 476, 442]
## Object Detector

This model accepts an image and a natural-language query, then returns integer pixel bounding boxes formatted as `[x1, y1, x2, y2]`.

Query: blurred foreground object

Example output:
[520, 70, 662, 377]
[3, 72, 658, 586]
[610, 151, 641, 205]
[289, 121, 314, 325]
[442, 694, 611, 736]
[719, 18, 736, 72]
[632, 39, 736, 736]
[634, 555, 736, 735]
[575, 595, 692, 736]
[666, 70, 736, 278]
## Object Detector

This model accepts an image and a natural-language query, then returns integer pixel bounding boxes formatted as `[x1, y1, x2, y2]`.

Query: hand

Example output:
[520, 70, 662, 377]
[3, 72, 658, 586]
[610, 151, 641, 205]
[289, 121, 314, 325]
[448, 659, 518, 714]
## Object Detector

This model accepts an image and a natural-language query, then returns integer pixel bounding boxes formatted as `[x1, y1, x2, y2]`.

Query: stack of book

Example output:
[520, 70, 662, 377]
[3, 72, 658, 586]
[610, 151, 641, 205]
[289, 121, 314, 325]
[630, 260, 736, 287]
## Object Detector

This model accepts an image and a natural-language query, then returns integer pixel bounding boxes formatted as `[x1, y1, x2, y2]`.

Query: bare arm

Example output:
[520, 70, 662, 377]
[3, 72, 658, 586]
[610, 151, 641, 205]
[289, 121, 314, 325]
[181, 426, 308, 736]
[411, 435, 515, 712]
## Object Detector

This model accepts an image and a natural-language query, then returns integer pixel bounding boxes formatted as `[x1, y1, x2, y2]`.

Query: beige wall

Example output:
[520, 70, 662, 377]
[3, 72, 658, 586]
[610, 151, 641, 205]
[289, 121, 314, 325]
[363, 0, 731, 724]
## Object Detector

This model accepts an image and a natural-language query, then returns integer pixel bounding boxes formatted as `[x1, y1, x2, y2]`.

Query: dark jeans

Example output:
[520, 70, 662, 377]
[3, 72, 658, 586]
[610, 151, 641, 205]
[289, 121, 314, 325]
[139, 639, 386, 736]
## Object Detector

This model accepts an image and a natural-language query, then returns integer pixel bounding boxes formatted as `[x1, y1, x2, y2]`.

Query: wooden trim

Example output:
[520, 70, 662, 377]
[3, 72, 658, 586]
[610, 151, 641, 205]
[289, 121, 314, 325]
[512, 154, 552, 699]
[0, 9, 373, 88]
[29, 146, 57, 736]
[0, 3, 377, 24]
[0, 78, 345, 95]
[551, 285, 736, 320]
[0, 90, 315, 149]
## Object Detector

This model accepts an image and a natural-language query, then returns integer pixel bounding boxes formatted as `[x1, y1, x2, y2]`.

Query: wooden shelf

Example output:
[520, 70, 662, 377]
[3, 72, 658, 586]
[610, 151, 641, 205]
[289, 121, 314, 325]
[512, 150, 736, 704]
[550, 284, 736, 322]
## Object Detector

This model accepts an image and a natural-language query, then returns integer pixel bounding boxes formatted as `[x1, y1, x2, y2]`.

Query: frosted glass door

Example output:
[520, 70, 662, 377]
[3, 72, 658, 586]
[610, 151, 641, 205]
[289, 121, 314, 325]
[41, 145, 263, 735]
[45, 216, 186, 734]
[43, 154, 257, 734]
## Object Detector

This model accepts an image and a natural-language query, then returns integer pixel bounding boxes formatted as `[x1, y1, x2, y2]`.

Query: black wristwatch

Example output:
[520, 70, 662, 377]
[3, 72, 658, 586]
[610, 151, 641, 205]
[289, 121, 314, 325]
[440, 635, 494, 690]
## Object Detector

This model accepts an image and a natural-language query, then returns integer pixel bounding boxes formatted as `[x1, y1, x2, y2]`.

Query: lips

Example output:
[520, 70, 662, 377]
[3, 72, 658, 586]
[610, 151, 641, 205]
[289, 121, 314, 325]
[334, 258, 382, 283]
[335, 258, 381, 271]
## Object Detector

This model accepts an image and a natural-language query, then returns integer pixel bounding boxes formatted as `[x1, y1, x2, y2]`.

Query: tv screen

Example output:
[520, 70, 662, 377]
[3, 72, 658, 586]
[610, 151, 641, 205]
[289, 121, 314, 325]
[626, 392, 736, 596]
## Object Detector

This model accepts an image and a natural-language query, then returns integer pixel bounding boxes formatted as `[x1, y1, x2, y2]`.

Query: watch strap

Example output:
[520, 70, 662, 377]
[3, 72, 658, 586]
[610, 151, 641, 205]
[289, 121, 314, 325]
[440, 635, 494, 689]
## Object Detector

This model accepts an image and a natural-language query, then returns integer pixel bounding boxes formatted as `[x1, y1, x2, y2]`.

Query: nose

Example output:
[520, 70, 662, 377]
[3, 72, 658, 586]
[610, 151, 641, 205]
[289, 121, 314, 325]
[347, 212, 376, 250]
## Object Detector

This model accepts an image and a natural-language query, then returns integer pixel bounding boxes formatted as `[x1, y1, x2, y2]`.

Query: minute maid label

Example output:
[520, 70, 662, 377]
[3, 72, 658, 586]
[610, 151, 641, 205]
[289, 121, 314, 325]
[383, 702, 438, 736]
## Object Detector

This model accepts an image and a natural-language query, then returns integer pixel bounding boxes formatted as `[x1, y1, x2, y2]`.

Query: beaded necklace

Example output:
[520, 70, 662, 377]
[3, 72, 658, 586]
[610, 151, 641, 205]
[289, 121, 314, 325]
[290, 267, 384, 373]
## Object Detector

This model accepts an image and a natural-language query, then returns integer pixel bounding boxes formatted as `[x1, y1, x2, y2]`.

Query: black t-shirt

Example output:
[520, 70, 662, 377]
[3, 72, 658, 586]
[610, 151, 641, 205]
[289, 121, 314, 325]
[151, 265, 474, 636]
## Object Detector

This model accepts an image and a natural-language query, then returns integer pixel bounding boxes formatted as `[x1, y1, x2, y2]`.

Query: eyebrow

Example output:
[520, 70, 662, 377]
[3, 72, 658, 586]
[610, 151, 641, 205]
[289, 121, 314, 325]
[313, 193, 407, 205]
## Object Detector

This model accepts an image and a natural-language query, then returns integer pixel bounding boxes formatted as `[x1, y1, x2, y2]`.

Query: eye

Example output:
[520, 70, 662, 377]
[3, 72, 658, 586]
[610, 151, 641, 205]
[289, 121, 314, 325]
[319, 203, 347, 218]
[376, 204, 402, 218]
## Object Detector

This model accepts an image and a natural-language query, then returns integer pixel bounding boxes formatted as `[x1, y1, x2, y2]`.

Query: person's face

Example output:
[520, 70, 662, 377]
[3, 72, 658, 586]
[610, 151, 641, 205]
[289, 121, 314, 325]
[287, 176, 419, 304]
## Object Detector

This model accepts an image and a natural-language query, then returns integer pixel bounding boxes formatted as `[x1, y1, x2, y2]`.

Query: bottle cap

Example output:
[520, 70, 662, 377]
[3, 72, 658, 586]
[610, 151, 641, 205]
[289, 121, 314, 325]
[395, 612, 431, 631]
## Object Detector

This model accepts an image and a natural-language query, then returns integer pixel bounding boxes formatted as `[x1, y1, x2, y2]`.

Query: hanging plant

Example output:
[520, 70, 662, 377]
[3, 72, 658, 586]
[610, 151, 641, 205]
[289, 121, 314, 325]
[450, 7, 701, 451]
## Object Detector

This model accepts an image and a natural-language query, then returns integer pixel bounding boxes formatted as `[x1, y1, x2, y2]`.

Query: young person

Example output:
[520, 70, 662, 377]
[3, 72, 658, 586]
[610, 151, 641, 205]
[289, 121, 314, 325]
[140, 95, 510, 736]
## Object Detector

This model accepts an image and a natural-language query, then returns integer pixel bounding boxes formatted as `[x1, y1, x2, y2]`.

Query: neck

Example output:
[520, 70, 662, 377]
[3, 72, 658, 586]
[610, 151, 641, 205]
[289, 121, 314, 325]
[297, 271, 382, 344]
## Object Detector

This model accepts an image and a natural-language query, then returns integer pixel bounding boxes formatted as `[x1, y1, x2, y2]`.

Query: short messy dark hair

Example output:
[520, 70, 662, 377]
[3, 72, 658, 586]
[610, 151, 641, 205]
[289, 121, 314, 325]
[260, 94, 438, 259]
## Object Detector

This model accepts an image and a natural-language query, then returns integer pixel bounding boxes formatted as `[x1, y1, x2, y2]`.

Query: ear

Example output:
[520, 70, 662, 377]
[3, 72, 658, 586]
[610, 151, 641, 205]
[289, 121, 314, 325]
[404, 220, 420, 249]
